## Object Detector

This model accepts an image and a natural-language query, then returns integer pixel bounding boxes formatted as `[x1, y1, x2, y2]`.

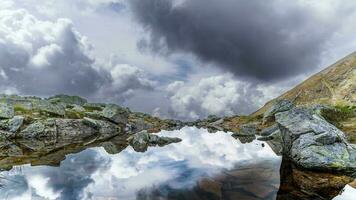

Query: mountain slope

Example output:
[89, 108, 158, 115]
[253, 51, 356, 116]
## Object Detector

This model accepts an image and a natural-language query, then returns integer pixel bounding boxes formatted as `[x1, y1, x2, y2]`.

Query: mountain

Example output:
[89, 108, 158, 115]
[253, 51, 356, 116]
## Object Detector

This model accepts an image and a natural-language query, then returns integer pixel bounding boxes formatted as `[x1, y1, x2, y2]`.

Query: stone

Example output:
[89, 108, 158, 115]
[82, 117, 101, 130]
[260, 124, 279, 136]
[263, 99, 294, 122]
[101, 104, 129, 124]
[32, 100, 65, 116]
[233, 122, 258, 136]
[0, 103, 14, 119]
[257, 124, 281, 141]
[276, 107, 356, 175]
[8, 116, 24, 133]
[129, 130, 150, 152]
[129, 130, 182, 152]
[207, 115, 220, 123]
[20, 121, 46, 138]
[48, 94, 88, 106]
[70, 104, 85, 112]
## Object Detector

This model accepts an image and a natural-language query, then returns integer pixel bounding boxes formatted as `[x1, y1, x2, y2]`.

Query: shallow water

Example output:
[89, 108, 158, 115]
[0, 127, 355, 200]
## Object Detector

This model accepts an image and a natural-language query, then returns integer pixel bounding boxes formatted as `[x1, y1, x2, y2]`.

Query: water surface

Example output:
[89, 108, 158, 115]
[0, 127, 355, 200]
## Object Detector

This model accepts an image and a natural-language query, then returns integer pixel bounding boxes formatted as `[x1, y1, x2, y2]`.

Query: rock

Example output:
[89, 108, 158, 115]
[257, 124, 281, 141]
[263, 100, 294, 123]
[0, 103, 14, 119]
[232, 134, 255, 143]
[101, 104, 129, 124]
[129, 130, 182, 152]
[129, 130, 150, 151]
[207, 115, 220, 123]
[260, 124, 279, 136]
[277, 159, 354, 200]
[48, 94, 87, 106]
[32, 100, 65, 116]
[129, 118, 152, 133]
[276, 107, 356, 175]
[233, 122, 258, 136]
[19, 121, 46, 138]
[7, 116, 24, 133]
[82, 117, 101, 130]
[55, 119, 120, 140]
[70, 105, 85, 112]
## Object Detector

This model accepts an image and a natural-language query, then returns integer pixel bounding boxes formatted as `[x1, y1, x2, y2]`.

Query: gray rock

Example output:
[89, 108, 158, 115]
[70, 104, 85, 112]
[129, 130, 182, 152]
[129, 118, 152, 133]
[20, 121, 46, 138]
[0, 103, 14, 119]
[82, 117, 101, 130]
[276, 107, 356, 175]
[32, 100, 65, 116]
[101, 104, 129, 124]
[233, 122, 258, 136]
[260, 124, 279, 136]
[257, 129, 281, 141]
[55, 119, 120, 141]
[8, 116, 24, 133]
[263, 100, 294, 122]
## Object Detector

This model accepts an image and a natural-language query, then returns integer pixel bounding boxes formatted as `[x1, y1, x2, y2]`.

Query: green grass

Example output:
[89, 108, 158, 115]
[83, 106, 103, 112]
[321, 105, 356, 128]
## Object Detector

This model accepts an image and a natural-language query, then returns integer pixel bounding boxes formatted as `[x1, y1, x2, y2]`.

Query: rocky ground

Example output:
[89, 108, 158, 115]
[0, 94, 183, 168]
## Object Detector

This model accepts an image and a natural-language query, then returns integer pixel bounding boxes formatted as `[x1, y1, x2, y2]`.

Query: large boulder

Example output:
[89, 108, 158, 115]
[101, 104, 129, 124]
[275, 107, 356, 175]
[0, 103, 14, 119]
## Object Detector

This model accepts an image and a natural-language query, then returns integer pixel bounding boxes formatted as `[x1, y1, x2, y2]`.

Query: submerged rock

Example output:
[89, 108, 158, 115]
[129, 130, 182, 152]
[0, 103, 14, 119]
[275, 107, 356, 175]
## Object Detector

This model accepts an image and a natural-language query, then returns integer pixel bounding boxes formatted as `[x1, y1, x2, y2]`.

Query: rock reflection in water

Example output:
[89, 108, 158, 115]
[277, 159, 355, 200]
[0, 127, 355, 200]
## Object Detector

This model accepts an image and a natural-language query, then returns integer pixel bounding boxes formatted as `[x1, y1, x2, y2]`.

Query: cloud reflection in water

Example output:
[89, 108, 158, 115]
[1, 127, 279, 199]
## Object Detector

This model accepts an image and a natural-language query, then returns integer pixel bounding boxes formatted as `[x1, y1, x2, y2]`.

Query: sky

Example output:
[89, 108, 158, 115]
[0, 0, 356, 120]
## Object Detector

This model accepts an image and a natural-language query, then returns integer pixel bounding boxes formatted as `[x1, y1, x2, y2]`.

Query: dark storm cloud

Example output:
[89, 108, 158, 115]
[129, 0, 338, 81]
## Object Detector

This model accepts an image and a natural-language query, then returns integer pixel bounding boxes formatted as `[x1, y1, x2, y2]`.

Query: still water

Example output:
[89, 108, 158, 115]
[0, 127, 355, 200]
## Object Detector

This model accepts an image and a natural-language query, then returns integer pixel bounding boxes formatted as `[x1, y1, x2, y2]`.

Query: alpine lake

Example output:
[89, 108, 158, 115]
[0, 127, 355, 200]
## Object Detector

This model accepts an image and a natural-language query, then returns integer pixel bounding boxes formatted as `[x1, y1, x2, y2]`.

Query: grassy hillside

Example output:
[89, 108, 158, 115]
[253, 52, 356, 116]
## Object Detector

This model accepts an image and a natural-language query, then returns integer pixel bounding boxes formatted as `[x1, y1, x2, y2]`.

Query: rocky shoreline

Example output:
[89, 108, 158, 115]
[1, 94, 356, 177]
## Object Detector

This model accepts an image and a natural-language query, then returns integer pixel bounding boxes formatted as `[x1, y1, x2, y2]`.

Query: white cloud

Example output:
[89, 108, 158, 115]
[97, 63, 156, 102]
[0, 6, 155, 104]
[166, 74, 266, 119]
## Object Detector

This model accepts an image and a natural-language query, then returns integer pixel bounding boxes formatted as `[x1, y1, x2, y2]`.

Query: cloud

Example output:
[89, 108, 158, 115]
[166, 74, 266, 120]
[0, 7, 154, 103]
[97, 63, 156, 102]
[128, 0, 352, 81]
[29, 149, 112, 200]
